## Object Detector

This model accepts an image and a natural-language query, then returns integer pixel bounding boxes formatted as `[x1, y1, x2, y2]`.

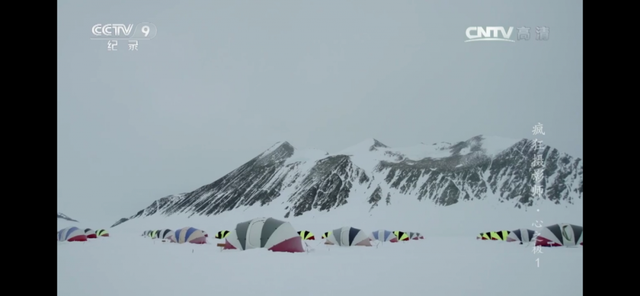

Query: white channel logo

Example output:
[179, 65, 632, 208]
[465, 26, 514, 42]
[91, 22, 157, 40]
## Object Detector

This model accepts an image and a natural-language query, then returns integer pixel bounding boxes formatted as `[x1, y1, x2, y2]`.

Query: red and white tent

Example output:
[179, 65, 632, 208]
[58, 227, 87, 242]
[223, 217, 304, 253]
[535, 223, 583, 247]
[84, 228, 97, 239]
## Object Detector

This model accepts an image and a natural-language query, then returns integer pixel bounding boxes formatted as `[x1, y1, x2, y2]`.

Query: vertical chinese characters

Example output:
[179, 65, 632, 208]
[531, 122, 546, 266]
[531, 220, 544, 266]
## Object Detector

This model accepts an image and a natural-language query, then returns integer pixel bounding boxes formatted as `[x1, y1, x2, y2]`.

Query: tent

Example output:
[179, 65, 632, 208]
[392, 231, 409, 242]
[477, 231, 509, 240]
[223, 217, 304, 252]
[371, 230, 396, 242]
[95, 229, 109, 237]
[215, 230, 230, 239]
[157, 229, 174, 240]
[153, 229, 162, 239]
[321, 231, 331, 239]
[84, 228, 97, 239]
[58, 227, 87, 242]
[535, 223, 583, 247]
[506, 229, 537, 244]
[477, 232, 489, 240]
[171, 227, 207, 244]
[297, 230, 315, 240]
[325, 227, 372, 247]
[408, 232, 422, 240]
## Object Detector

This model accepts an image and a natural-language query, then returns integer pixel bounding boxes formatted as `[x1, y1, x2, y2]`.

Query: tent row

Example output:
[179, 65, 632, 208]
[212, 217, 427, 253]
[477, 223, 583, 247]
[211, 229, 423, 244]
[141, 227, 208, 244]
[57, 227, 109, 242]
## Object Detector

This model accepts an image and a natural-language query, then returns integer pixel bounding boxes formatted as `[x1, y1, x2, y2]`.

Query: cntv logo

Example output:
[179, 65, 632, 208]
[465, 26, 514, 42]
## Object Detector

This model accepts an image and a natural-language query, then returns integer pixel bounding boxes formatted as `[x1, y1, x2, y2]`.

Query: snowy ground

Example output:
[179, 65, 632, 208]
[58, 224, 582, 296]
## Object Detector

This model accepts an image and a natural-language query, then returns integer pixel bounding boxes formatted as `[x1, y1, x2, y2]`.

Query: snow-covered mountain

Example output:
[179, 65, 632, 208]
[112, 135, 583, 228]
[58, 212, 79, 222]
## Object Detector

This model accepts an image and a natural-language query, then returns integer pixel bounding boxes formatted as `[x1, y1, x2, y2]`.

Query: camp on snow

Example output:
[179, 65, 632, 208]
[223, 217, 304, 253]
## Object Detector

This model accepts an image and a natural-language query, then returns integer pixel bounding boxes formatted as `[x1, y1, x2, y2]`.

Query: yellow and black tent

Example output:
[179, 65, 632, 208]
[95, 229, 109, 237]
[478, 231, 510, 240]
[297, 230, 315, 240]
[321, 231, 331, 239]
[215, 230, 230, 239]
[393, 231, 409, 242]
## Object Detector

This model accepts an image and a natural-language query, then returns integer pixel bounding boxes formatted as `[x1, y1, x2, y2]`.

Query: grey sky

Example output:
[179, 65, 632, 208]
[58, 0, 582, 226]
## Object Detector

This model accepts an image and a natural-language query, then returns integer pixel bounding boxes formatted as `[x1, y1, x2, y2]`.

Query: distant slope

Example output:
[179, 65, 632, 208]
[112, 135, 583, 228]
[58, 212, 79, 222]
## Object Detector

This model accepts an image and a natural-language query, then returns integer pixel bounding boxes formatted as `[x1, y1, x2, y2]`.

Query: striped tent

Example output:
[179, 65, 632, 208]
[408, 232, 422, 240]
[84, 228, 97, 239]
[223, 217, 304, 253]
[371, 230, 396, 242]
[321, 231, 331, 239]
[392, 231, 410, 242]
[535, 223, 583, 247]
[506, 229, 537, 244]
[58, 227, 87, 242]
[215, 230, 231, 239]
[95, 229, 109, 237]
[171, 227, 207, 244]
[157, 229, 174, 240]
[325, 227, 372, 247]
[297, 230, 315, 240]
[477, 231, 510, 241]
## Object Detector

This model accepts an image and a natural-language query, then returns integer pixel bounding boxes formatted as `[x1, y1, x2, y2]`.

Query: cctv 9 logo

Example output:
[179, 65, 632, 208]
[91, 22, 157, 40]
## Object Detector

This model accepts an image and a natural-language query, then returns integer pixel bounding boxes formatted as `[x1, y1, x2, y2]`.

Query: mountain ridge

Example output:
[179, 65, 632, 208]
[58, 212, 79, 222]
[112, 135, 582, 228]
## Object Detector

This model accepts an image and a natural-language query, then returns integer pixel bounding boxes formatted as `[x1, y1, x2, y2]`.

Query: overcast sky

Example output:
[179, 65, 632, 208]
[58, 0, 582, 226]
